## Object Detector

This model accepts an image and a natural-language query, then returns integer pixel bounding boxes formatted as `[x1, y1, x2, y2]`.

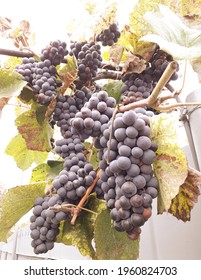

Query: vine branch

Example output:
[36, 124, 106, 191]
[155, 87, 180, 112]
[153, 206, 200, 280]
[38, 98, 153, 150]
[0, 48, 33, 58]
[70, 169, 101, 225]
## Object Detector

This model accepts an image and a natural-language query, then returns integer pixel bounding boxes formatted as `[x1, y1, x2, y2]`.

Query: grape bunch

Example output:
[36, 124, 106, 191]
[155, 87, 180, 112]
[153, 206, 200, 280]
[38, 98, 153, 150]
[96, 108, 158, 239]
[71, 90, 116, 140]
[52, 152, 96, 203]
[53, 87, 92, 139]
[96, 23, 121, 46]
[121, 72, 153, 105]
[69, 41, 102, 82]
[40, 40, 68, 66]
[15, 57, 36, 83]
[30, 196, 69, 254]
[148, 48, 179, 82]
[31, 60, 58, 105]
[55, 134, 84, 159]
[15, 40, 68, 106]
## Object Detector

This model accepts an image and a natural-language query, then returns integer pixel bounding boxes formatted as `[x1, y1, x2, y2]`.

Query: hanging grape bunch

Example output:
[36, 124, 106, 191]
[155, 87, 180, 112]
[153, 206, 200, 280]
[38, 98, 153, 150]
[148, 47, 179, 83]
[96, 108, 158, 240]
[96, 23, 121, 46]
[69, 41, 102, 83]
[15, 40, 68, 105]
[121, 72, 154, 105]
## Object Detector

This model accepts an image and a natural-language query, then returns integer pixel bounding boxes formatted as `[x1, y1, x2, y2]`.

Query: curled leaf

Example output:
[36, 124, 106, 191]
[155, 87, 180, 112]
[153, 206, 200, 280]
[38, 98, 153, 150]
[109, 44, 124, 66]
[169, 167, 201, 221]
[122, 53, 146, 75]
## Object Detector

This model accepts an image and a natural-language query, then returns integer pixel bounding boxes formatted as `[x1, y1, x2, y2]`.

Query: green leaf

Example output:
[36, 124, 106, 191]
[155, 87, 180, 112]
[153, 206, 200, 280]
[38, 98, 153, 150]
[15, 103, 53, 152]
[84, 142, 100, 170]
[57, 55, 78, 93]
[5, 133, 48, 171]
[0, 183, 45, 241]
[150, 113, 188, 213]
[0, 68, 27, 98]
[30, 160, 64, 183]
[141, 3, 201, 59]
[3, 57, 22, 71]
[102, 80, 123, 104]
[57, 194, 106, 259]
[94, 209, 139, 260]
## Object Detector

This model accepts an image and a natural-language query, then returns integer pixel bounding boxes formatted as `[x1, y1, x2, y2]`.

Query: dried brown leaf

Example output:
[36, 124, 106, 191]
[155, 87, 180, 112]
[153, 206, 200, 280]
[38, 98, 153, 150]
[122, 53, 146, 75]
[169, 166, 201, 222]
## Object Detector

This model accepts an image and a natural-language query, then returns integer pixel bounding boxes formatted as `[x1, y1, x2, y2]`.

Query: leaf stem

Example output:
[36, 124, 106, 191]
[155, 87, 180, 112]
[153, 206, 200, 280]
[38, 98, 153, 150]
[70, 169, 101, 225]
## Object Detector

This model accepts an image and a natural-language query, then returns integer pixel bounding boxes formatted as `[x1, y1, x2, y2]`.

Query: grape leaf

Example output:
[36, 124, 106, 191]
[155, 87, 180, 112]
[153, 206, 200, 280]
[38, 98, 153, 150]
[30, 161, 63, 183]
[5, 133, 48, 171]
[122, 53, 146, 75]
[180, 0, 201, 17]
[3, 57, 22, 70]
[108, 44, 124, 67]
[141, 3, 201, 59]
[93, 2, 117, 34]
[102, 80, 123, 104]
[0, 97, 10, 110]
[18, 85, 36, 104]
[57, 194, 106, 259]
[57, 55, 78, 94]
[84, 142, 100, 170]
[0, 68, 27, 98]
[15, 103, 53, 151]
[150, 113, 188, 213]
[117, 25, 138, 53]
[0, 182, 45, 242]
[94, 209, 139, 260]
[169, 167, 201, 221]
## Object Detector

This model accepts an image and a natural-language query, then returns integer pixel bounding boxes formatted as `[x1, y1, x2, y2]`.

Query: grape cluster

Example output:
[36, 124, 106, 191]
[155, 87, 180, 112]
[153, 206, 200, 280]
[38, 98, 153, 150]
[96, 108, 158, 239]
[15, 57, 36, 83]
[40, 40, 68, 66]
[53, 152, 96, 203]
[30, 196, 69, 254]
[15, 40, 68, 105]
[53, 87, 92, 139]
[69, 41, 102, 82]
[71, 90, 116, 140]
[121, 73, 153, 105]
[96, 23, 121, 46]
[148, 48, 179, 82]
[31, 60, 57, 105]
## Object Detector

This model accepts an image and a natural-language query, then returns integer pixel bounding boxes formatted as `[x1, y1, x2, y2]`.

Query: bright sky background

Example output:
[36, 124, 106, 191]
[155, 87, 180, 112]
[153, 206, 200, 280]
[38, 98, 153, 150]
[1, 0, 136, 51]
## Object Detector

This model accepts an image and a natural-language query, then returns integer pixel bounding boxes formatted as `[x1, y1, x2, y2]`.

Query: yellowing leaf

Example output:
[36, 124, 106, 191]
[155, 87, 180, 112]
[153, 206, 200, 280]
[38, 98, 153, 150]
[169, 167, 201, 221]
[180, 0, 201, 16]
[94, 209, 139, 260]
[109, 44, 124, 66]
[15, 103, 53, 152]
[0, 183, 45, 241]
[57, 56, 78, 93]
[5, 133, 48, 171]
[122, 53, 146, 75]
[57, 194, 106, 259]
[150, 113, 188, 213]
[118, 25, 138, 52]
[94, 2, 117, 34]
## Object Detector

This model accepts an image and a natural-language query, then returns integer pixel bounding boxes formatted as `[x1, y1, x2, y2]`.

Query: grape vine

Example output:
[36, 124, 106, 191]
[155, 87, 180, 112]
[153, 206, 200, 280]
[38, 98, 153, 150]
[1, 3, 201, 260]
